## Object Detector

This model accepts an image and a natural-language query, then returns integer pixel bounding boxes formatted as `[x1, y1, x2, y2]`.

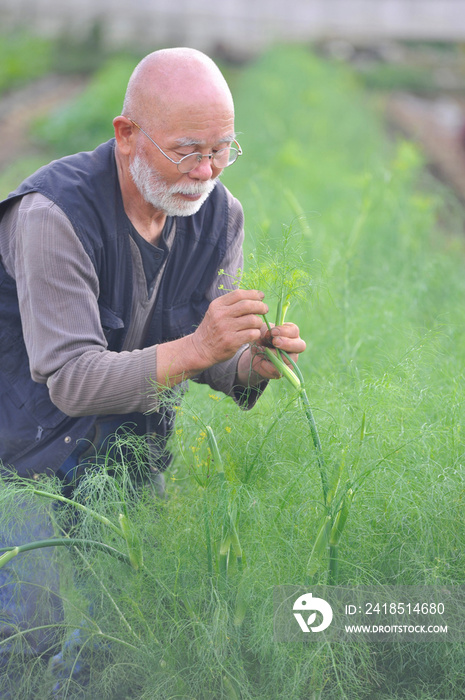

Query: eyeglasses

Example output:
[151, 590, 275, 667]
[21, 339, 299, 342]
[128, 118, 242, 174]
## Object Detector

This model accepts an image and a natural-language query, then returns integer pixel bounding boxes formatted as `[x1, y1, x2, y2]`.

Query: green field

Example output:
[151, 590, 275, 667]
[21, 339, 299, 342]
[2, 43, 465, 699]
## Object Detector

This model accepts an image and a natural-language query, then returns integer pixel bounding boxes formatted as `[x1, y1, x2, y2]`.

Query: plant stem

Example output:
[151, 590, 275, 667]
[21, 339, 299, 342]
[0, 547, 19, 567]
[279, 349, 328, 503]
[307, 515, 332, 579]
[263, 346, 301, 390]
[206, 425, 224, 476]
[262, 314, 272, 333]
[276, 298, 290, 327]
[300, 387, 328, 503]
[219, 530, 231, 583]
[119, 512, 143, 570]
[229, 517, 243, 572]
[0, 538, 131, 568]
[203, 493, 213, 577]
[328, 544, 339, 585]
[33, 488, 125, 540]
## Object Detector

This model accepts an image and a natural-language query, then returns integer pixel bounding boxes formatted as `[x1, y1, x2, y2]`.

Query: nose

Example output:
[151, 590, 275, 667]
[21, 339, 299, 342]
[188, 154, 214, 181]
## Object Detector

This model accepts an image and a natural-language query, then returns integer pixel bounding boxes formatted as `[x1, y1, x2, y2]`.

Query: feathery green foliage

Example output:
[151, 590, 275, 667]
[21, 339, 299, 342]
[3, 43, 465, 698]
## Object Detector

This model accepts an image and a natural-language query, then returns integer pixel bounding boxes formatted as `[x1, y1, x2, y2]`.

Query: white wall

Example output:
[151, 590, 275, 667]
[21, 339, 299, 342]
[2, 0, 465, 54]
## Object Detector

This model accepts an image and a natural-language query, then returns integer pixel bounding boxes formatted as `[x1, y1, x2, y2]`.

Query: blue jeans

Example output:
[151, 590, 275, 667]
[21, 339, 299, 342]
[1, 418, 166, 697]
[0, 500, 63, 698]
[0, 420, 110, 698]
[49, 418, 166, 696]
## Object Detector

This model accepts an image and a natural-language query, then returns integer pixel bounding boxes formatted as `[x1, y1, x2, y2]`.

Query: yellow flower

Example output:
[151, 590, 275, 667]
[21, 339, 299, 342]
[225, 426, 232, 433]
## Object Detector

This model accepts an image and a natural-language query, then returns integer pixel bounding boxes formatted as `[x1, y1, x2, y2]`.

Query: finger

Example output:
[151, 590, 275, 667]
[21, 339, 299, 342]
[259, 325, 275, 348]
[251, 352, 283, 380]
[220, 289, 266, 305]
[273, 337, 307, 354]
[215, 293, 268, 319]
[270, 324, 305, 352]
[271, 322, 300, 339]
[229, 299, 269, 318]
[231, 313, 267, 334]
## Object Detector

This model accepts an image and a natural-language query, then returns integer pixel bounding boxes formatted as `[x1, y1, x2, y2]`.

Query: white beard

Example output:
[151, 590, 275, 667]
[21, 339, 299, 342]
[129, 153, 217, 217]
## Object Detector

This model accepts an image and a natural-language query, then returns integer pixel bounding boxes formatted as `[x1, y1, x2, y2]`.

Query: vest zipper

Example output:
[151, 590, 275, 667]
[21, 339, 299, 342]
[35, 425, 44, 442]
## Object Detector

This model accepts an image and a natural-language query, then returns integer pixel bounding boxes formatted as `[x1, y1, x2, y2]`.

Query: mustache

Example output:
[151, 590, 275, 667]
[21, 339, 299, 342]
[168, 180, 217, 196]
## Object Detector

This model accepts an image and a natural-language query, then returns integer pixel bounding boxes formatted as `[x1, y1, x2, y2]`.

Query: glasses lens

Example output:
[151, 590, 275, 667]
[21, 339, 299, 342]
[213, 147, 238, 169]
[178, 154, 201, 174]
[177, 146, 240, 173]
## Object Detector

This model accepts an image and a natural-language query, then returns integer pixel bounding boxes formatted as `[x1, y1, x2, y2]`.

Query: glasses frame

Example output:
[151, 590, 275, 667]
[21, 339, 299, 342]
[128, 118, 242, 174]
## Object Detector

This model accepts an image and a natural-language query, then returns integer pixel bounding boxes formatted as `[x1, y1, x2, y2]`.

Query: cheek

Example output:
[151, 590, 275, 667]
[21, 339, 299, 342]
[155, 169, 185, 193]
[137, 147, 180, 185]
[159, 164, 186, 187]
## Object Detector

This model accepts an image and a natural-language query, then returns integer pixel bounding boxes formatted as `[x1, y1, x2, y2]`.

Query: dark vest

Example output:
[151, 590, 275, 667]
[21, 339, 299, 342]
[0, 139, 229, 476]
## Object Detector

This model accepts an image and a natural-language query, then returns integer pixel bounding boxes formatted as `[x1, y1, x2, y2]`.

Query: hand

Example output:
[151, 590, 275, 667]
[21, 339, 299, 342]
[237, 321, 306, 383]
[190, 289, 269, 367]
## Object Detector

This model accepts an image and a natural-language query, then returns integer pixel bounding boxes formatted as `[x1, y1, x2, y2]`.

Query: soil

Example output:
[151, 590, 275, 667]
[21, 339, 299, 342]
[385, 91, 465, 205]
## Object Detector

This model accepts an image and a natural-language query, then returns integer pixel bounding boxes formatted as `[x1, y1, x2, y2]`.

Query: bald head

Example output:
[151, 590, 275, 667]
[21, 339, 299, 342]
[122, 47, 234, 130]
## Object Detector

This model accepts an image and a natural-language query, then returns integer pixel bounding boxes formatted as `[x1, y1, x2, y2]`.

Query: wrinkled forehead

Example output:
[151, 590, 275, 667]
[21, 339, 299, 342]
[155, 82, 233, 127]
[151, 95, 236, 147]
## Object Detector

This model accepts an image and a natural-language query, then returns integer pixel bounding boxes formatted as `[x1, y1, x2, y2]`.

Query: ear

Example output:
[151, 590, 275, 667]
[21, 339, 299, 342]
[113, 116, 136, 155]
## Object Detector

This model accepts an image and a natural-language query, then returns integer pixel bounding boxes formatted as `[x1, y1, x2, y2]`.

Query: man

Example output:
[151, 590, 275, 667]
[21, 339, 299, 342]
[0, 47, 305, 692]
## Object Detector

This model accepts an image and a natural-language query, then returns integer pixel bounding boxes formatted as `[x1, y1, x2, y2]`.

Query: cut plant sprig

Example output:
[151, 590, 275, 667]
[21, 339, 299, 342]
[263, 344, 302, 392]
[260, 306, 328, 503]
[260, 308, 300, 390]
